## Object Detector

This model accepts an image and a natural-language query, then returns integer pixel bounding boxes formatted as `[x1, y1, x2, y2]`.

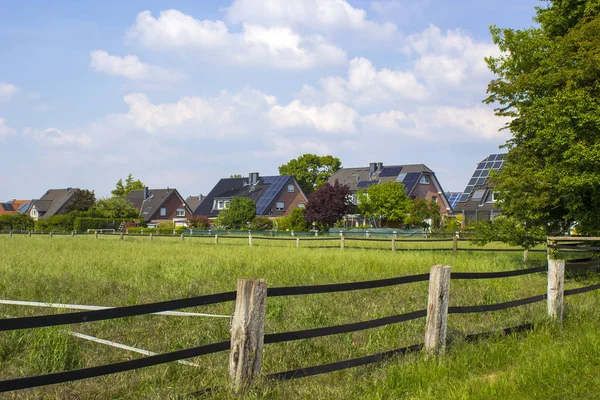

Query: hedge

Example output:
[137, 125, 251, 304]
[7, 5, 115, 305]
[73, 217, 133, 232]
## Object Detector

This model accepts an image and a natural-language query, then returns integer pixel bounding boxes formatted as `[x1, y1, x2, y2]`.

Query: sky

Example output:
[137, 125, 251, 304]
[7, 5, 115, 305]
[0, 0, 541, 201]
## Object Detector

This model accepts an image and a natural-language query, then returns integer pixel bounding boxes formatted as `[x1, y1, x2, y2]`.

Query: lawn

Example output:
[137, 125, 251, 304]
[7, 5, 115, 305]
[0, 235, 598, 399]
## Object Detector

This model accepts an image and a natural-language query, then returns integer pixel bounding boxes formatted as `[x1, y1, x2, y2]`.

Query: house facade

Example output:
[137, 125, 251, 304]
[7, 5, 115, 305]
[328, 162, 453, 216]
[453, 153, 505, 225]
[23, 188, 79, 221]
[195, 173, 308, 219]
[127, 187, 193, 227]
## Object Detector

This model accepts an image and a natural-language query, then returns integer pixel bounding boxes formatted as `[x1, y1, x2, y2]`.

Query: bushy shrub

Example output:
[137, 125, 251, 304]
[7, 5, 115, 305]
[73, 217, 133, 232]
[187, 215, 209, 229]
[248, 217, 273, 231]
[35, 214, 77, 232]
[0, 214, 35, 231]
[275, 208, 309, 232]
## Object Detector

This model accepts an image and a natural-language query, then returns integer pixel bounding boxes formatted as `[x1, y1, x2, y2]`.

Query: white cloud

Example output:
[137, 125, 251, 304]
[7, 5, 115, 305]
[0, 118, 16, 140]
[23, 127, 92, 147]
[90, 50, 184, 82]
[227, 0, 397, 40]
[360, 110, 415, 133]
[316, 57, 428, 106]
[269, 100, 359, 133]
[413, 106, 509, 140]
[127, 10, 347, 70]
[0, 82, 19, 101]
[405, 25, 499, 86]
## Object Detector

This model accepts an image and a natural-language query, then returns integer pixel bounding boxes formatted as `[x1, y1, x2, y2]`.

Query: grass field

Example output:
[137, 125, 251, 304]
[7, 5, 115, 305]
[0, 235, 599, 399]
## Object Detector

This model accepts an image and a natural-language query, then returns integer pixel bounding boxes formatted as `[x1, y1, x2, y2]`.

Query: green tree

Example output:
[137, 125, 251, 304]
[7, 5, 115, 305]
[357, 182, 411, 227]
[278, 154, 342, 195]
[94, 197, 139, 218]
[230, 174, 242, 178]
[471, 216, 546, 250]
[64, 189, 96, 213]
[485, 0, 600, 235]
[408, 199, 441, 230]
[112, 174, 145, 197]
[215, 197, 256, 229]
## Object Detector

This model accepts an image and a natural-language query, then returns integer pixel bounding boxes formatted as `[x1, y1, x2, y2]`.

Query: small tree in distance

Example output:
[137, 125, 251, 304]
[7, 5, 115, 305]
[112, 174, 145, 197]
[358, 182, 411, 228]
[304, 180, 354, 230]
[278, 154, 342, 195]
[215, 197, 256, 230]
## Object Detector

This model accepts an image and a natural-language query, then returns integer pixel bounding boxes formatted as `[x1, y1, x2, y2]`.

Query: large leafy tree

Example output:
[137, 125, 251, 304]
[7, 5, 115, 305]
[278, 154, 342, 195]
[408, 199, 441, 229]
[112, 174, 145, 197]
[93, 197, 139, 218]
[303, 180, 354, 229]
[215, 197, 256, 230]
[485, 0, 600, 235]
[64, 189, 96, 213]
[357, 182, 412, 227]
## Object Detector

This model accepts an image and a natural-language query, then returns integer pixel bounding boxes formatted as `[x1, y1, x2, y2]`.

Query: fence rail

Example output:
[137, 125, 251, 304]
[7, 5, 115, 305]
[0, 254, 599, 394]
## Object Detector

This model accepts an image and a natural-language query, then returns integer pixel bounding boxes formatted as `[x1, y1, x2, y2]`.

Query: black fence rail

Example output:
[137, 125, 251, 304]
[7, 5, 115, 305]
[0, 257, 599, 395]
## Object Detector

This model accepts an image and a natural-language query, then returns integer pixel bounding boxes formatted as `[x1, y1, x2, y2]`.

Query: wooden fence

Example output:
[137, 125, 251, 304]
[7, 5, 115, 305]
[1, 254, 599, 394]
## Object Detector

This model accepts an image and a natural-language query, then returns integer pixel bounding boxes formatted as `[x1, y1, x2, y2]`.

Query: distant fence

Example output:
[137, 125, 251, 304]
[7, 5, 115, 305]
[1, 230, 550, 255]
[1, 255, 599, 394]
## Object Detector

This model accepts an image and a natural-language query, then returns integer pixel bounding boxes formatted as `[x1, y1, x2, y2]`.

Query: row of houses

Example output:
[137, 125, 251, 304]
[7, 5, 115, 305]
[1, 154, 504, 228]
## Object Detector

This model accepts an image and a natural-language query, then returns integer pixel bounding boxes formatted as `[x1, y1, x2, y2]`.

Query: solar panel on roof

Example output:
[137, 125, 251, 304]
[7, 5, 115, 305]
[459, 154, 507, 201]
[1, 203, 14, 211]
[256, 176, 290, 215]
[356, 180, 380, 188]
[378, 166, 402, 177]
[445, 193, 461, 210]
[401, 172, 421, 194]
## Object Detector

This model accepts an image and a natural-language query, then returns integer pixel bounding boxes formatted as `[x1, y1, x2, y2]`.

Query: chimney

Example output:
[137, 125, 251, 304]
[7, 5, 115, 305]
[369, 162, 376, 179]
[377, 162, 383, 172]
[249, 172, 259, 186]
[143, 187, 149, 200]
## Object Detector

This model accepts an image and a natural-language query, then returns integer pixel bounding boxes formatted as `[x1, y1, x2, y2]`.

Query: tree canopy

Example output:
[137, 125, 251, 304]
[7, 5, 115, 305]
[278, 154, 342, 195]
[64, 189, 96, 213]
[215, 197, 256, 230]
[485, 0, 600, 235]
[303, 180, 354, 229]
[93, 197, 139, 219]
[112, 174, 145, 197]
[357, 181, 411, 227]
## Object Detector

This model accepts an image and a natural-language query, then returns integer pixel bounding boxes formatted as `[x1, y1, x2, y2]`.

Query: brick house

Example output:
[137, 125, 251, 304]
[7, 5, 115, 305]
[195, 173, 308, 220]
[328, 162, 452, 216]
[0, 199, 30, 216]
[127, 187, 193, 227]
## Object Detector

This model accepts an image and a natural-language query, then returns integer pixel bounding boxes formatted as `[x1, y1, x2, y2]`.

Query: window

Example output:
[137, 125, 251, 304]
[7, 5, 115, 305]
[298, 203, 305, 208]
[419, 175, 430, 184]
[276, 202, 284, 211]
[491, 192, 497, 202]
[160, 207, 166, 216]
[431, 196, 437, 203]
[287, 184, 295, 193]
[217, 200, 224, 210]
[176, 208, 185, 217]
[397, 173, 407, 182]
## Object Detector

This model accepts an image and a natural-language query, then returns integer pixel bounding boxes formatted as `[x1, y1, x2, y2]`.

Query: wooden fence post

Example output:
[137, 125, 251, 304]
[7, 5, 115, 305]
[523, 249, 529, 263]
[365, 230, 370, 238]
[120, 232, 124, 241]
[296, 237, 300, 248]
[392, 231, 397, 252]
[424, 265, 451, 354]
[149, 233, 153, 241]
[340, 232, 345, 249]
[9, 230, 12, 238]
[95, 231, 99, 240]
[452, 235, 458, 256]
[28, 231, 32, 238]
[229, 279, 267, 393]
[547, 259, 565, 321]
[248, 232, 253, 246]
[180, 233, 184, 242]
[71, 231, 75, 239]
[50, 232, 53, 240]
[215, 234, 219, 244]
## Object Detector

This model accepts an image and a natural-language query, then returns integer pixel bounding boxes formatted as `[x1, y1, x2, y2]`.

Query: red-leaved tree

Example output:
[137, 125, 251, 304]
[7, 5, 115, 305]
[303, 180, 354, 229]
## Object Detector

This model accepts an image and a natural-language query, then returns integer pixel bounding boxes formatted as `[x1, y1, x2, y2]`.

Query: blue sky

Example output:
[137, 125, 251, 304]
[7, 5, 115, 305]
[0, 0, 541, 200]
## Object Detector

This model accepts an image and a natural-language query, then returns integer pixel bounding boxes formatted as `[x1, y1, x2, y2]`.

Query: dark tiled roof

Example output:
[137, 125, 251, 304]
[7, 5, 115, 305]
[35, 189, 78, 219]
[126, 188, 191, 221]
[195, 175, 296, 218]
[328, 164, 433, 195]
[185, 196, 205, 213]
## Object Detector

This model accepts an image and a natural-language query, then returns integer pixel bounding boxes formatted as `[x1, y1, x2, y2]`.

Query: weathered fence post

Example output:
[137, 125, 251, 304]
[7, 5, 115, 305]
[424, 265, 451, 354]
[9, 230, 12, 238]
[365, 230, 370, 239]
[215, 234, 219, 244]
[296, 237, 300, 248]
[95, 231, 99, 240]
[452, 235, 458, 256]
[50, 232, 53, 240]
[180, 233, 184, 242]
[229, 279, 267, 394]
[340, 232, 345, 249]
[149, 233, 153, 241]
[120, 232, 124, 241]
[547, 258, 565, 321]
[28, 231, 32, 238]
[248, 231, 253, 246]
[71, 231, 75, 239]
[523, 249, 529, 262]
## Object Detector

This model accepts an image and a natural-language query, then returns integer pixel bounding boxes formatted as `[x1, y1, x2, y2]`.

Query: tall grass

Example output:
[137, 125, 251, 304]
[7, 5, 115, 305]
[0, 235, 598, 399]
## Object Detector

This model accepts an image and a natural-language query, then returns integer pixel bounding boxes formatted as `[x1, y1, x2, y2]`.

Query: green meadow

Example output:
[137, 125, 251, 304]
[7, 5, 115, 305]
[0, 235, 598, 399]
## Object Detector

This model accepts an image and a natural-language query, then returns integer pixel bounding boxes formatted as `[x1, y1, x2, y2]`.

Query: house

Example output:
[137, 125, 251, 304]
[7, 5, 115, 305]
[195, 173, 308, 219]
[24, 188, 80, 221]
[0, 199, 30, 216]
[126, 187, 193, 227]
[328, 162, 453, 215]
[453, 153, 506, 225]
[185, 195, 205, 214]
